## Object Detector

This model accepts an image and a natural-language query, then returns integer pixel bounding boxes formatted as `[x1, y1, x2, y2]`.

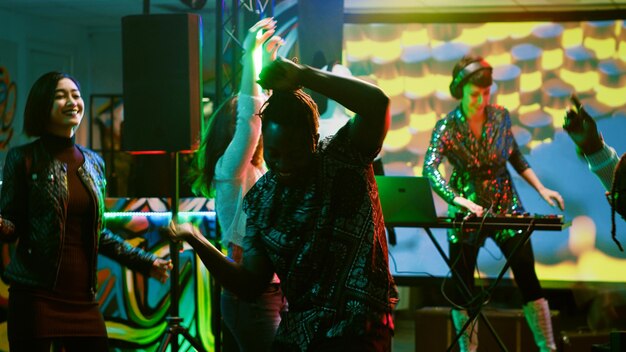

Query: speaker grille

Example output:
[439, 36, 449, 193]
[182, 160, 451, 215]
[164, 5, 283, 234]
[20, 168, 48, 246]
[122, 14, 202, 152]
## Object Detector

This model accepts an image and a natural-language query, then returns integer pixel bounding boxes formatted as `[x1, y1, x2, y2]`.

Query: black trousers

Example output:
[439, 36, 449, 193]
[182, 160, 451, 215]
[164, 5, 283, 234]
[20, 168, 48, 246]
[448, 233, 543, 308]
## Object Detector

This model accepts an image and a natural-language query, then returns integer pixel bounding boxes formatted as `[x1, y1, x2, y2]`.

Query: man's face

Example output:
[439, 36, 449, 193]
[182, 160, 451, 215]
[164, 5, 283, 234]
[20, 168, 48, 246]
[262, 120, 316, 186]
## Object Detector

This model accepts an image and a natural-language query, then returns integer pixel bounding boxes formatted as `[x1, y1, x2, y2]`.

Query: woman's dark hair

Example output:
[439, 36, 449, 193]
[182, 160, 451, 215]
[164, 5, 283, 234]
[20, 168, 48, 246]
[450, 55, 493, 99]
[189, 95, 263, 198]
[23, 71, 80, 137]
[259, 89, 319, 151]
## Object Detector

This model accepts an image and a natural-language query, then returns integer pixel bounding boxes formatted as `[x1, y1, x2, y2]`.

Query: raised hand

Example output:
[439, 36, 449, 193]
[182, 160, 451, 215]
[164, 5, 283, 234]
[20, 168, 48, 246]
[563, 95, 603, 155]
[160, 221, 201, 243]
[243, 17, 277, 54]
[257, 56, 302, 91]
[264, 35, 284, 62]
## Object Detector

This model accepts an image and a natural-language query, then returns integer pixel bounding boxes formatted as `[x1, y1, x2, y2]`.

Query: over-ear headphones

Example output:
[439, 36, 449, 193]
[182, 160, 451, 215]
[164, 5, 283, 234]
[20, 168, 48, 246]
[449, 59, 492, 99]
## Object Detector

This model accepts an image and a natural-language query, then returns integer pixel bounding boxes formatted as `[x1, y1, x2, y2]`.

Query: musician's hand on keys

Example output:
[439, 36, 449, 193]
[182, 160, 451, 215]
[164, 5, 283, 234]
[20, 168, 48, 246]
[453, 196, 485, 217]
[538, 187, 565, 211]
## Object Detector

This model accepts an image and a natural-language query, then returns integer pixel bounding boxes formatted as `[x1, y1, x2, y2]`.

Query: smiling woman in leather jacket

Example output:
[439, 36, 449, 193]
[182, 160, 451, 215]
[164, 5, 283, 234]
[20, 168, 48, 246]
[0, 71, 173, 352]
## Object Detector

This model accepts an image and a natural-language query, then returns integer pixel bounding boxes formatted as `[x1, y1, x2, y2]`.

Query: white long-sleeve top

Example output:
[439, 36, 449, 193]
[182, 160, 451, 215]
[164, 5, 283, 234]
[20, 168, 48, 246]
[214, 93, 265, 248]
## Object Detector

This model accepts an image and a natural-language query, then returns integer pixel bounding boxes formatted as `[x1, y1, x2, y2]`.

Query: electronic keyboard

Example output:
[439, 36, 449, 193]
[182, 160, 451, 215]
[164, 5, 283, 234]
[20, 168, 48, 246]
[389, 214, 566, 231]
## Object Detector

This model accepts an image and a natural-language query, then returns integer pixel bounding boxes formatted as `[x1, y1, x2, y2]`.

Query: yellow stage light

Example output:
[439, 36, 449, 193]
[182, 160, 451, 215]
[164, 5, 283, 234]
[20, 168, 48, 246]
[542, 48, 564, 71]
[518, 103, 541, 115]
[401, 24, 429, 46]
[409, 112, 438, 132]
[519, 71, 543, 92]
[484, 53, 512, 67]
[432, 74, 452, 95]
[560, 69, 599, 93]
[544, 106, 566, 129]
[404, 77, 436, 97]
[412, 164, 423, 177]
[562, 26, 583, 48]
[496, 92, 520, 111]
[383, 128, 412, 152]
[378, 76, 405, 98]
[584, 37, 616, 60]
[596, 85, 626, 107]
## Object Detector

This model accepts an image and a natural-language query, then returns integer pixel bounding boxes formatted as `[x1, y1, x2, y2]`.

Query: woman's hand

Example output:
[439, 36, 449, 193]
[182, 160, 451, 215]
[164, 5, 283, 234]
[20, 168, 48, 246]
[453, 196, 485, 217]
[150, 258, 173, 283]
[160, 221, 201, 242]
[264, 35, 284, 63]
[538, 187, 565, 211]
[243, 17, 277, 55]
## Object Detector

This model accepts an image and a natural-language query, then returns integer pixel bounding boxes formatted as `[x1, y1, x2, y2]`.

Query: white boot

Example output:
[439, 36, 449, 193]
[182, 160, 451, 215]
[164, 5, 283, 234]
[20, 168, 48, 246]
[523, 298, 557, 352]
[451, 309, 479, 352]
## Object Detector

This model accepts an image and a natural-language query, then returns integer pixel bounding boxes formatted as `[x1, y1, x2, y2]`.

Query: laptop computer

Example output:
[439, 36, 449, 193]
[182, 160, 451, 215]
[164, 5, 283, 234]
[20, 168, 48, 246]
[375, 176, 439, 226]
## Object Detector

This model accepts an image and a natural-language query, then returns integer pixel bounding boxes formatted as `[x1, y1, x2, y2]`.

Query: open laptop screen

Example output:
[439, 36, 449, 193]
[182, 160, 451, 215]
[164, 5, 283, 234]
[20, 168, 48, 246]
[375, 176, 438, 226]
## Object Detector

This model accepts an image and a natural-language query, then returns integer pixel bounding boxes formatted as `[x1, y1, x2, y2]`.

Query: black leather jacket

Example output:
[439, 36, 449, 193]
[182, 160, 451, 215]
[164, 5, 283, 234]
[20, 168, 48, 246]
[0, 138, 156, 293]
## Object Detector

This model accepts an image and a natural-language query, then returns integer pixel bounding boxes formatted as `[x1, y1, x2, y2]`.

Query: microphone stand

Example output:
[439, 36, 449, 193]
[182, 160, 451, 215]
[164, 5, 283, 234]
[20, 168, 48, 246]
[158, 151, 207, 352]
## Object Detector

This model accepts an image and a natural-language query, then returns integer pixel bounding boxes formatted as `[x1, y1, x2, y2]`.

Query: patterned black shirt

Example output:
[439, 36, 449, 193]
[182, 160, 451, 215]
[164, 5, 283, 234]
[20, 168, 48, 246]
[243, 123, 398, 351]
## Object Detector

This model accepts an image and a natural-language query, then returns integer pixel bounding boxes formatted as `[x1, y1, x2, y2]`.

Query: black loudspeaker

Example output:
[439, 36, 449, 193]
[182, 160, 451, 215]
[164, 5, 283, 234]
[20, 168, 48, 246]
[122, 14, 202, 152]
[297, 0, 343, 115]
[297, 0, 343, 67]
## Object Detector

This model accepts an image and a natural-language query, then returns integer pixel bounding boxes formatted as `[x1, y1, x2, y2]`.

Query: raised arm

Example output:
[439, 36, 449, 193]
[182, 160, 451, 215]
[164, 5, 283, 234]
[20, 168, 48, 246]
[218, 18, 280, 178]
[163, 223, 273, 300]
[585, 145, 620, 191]
[258, 57, 390, 156]
[564, 95, 620, 191]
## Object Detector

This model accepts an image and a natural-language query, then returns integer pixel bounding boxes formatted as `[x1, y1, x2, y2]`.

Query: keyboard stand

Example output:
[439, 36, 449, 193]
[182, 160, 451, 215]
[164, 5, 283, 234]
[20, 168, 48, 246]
[460, 220, 537, 352]
[423, 226, 509, 352]
[393, 216, 563, 352]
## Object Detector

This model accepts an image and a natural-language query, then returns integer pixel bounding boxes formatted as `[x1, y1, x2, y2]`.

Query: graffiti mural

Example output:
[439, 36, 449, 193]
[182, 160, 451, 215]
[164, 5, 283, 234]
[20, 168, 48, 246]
[0, 66, 16, 151]
[0, 197, 218, 352]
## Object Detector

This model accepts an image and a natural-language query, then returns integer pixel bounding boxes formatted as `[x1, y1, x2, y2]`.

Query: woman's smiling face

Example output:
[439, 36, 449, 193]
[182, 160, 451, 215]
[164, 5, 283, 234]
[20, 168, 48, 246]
[461, 83, 490, 119]
[48, 77, 84, 137]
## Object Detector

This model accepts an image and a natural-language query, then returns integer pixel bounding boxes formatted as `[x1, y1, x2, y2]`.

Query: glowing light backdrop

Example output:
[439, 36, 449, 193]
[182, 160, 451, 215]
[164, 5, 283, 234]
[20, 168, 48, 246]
[340, 20, 626, 284]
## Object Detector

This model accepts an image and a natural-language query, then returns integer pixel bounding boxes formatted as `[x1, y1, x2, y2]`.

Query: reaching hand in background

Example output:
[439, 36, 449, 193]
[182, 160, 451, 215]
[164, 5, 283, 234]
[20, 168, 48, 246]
[563, 95, 604, 155]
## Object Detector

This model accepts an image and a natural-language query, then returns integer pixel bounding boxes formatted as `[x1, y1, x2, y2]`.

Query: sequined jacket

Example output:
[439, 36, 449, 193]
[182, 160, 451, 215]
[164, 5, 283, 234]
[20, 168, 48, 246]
[0, 139, 156, 293]
[423, 105, 530, 242]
